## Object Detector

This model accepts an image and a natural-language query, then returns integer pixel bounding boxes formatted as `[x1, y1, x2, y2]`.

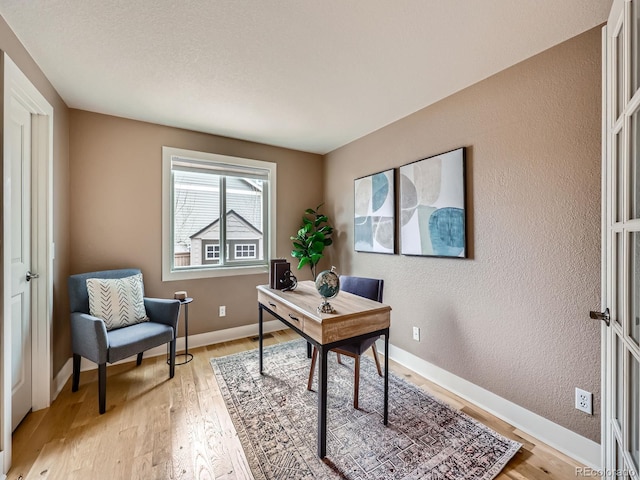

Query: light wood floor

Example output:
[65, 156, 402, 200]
[9, 329, 586, 479]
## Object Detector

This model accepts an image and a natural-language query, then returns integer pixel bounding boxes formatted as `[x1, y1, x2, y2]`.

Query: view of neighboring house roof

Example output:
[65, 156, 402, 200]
[174, 170, 263, 248]
[190, 209, 263, 239]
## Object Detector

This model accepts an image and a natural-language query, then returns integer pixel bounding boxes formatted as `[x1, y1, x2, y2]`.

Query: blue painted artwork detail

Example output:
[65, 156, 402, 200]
[428, 207, 465, 256]
[354, 216, 373, 250]
[371, 173, 389, 213]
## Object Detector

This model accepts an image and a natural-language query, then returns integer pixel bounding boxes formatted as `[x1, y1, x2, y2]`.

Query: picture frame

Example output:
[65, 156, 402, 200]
[354, 168, 395, 254]
[399, 147, 466, 258]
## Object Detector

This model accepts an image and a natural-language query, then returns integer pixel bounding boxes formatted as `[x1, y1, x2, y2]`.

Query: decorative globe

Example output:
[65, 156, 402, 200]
[315, 266, 340, 313]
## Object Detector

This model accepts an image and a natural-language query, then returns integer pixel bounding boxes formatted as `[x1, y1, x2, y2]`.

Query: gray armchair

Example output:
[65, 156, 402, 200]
[68, 268, 180, 414]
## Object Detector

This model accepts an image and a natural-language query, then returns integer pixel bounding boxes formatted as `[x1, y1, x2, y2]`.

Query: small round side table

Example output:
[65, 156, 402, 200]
[174, 297, 193, 365]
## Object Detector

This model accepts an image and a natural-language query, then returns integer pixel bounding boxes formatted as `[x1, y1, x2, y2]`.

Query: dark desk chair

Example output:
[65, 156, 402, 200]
[68, 269, 180, 414]
[307, 275, 384, 409]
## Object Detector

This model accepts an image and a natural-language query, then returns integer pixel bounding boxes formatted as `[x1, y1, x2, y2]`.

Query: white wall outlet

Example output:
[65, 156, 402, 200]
[412, 326, 420, 342]
[219, 305, 226, 317]
[575, 387, 593, 415]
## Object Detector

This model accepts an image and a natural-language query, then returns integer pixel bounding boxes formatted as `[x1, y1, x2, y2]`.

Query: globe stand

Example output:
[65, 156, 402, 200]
[317, 299, 336, 314]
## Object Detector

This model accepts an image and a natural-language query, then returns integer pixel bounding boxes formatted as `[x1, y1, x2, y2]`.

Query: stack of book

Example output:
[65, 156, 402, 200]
[269, 259, 290, 289]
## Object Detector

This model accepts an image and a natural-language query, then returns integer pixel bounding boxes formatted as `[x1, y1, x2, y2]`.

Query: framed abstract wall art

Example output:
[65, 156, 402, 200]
[354, 169, 395, 254]
[399, 147, 467, 258]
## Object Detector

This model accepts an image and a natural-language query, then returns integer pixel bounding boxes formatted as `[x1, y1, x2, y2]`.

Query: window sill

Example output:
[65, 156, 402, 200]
[162, 264, 268, 282]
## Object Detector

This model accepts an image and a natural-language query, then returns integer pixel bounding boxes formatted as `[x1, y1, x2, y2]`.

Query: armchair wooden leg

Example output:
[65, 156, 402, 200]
[354, 355, 360, 409]
[371, 344, 383, 376]
[337, 353, 343, 365]
[72, 354, 81, 392]
[169, 340, 176, 379]
[98, 363, 106, 414]
[307, 346, 318, 391]
[136, 352, 143, 366]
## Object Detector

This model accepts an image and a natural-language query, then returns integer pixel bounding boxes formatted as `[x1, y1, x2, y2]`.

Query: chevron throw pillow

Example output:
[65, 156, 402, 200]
[86, 273, 149, 331]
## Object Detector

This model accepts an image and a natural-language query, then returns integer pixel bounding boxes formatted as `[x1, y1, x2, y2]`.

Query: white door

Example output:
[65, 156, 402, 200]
[602, 0, 640, 475]
[9, 95, 32, 431]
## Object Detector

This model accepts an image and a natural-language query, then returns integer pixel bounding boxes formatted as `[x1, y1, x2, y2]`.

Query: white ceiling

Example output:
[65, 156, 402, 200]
[0, 1, 611, 154]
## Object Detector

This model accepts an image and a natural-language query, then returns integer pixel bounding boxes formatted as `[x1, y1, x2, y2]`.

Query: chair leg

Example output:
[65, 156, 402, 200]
[72, 353, 81, 392]
[98, 363, 106, 414]
[307, 346, 318, 391]
[354, 355, 360, 409]
[136, 352, 143, 366]
[371, 344, 383, 376]
[169, 340, 176, 379]
[337, 353, 343, 365]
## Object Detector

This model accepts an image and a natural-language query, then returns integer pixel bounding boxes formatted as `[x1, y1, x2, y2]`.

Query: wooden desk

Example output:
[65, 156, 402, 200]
[257, 281, 391, 458]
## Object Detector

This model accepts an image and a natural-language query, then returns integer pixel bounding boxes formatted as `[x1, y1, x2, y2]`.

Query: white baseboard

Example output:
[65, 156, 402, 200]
[51, 323, 600, 469]
[53, 356, 74, 400]
[378, 340, 600, 470]
[52, 319, 286, 395]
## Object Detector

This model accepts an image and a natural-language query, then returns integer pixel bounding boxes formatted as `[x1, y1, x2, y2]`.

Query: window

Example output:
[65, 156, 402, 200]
[204, 244, 219, 261]
[235, 243, 256, 259]
[162, 147, 276, 280]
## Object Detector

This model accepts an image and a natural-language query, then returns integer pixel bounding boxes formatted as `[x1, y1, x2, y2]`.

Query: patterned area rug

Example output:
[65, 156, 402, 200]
[210, 339, 521, 480]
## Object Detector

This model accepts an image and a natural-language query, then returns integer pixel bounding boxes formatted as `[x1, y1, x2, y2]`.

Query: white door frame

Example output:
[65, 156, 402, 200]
[600, 24, 610, 471]
[0, 54, 54, 474]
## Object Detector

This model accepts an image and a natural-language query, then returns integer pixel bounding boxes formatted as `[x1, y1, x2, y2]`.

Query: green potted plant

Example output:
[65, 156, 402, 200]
[291, 204, 333, 279]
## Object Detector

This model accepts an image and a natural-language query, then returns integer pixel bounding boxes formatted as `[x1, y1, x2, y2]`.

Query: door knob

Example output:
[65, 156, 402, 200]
[589, 308, 610, 327]
[26, 271, 39, 282]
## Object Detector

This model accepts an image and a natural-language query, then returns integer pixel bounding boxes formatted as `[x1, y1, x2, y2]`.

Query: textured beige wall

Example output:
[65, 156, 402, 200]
[324, 27, 602, 441]
[0, 8, 603, 443]
[69, 110, 323, 335]
[0, 16, 71, 376]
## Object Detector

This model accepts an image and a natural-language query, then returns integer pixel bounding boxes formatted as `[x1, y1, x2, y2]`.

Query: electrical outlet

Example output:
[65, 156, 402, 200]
[219, 306, 226, 317]
[412, 326, 420, 342]
[575, 388, 593, 415]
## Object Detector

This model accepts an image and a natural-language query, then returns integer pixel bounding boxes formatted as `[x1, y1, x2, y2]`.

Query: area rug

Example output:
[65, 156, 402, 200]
[210, 339, 521, 480]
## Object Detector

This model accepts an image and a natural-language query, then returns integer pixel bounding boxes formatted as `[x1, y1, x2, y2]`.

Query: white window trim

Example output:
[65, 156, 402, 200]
[162, 146, 276, 281]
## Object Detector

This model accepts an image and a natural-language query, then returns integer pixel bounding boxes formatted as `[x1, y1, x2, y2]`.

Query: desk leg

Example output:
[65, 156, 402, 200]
[384, 330, 389, 425]
[259, 304, 264, 375]
[317, 345, 328, 458]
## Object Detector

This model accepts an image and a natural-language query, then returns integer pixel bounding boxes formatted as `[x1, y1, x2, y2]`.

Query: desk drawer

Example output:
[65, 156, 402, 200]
[259, 291, 305, 331]
[258, 284, 391, 346]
